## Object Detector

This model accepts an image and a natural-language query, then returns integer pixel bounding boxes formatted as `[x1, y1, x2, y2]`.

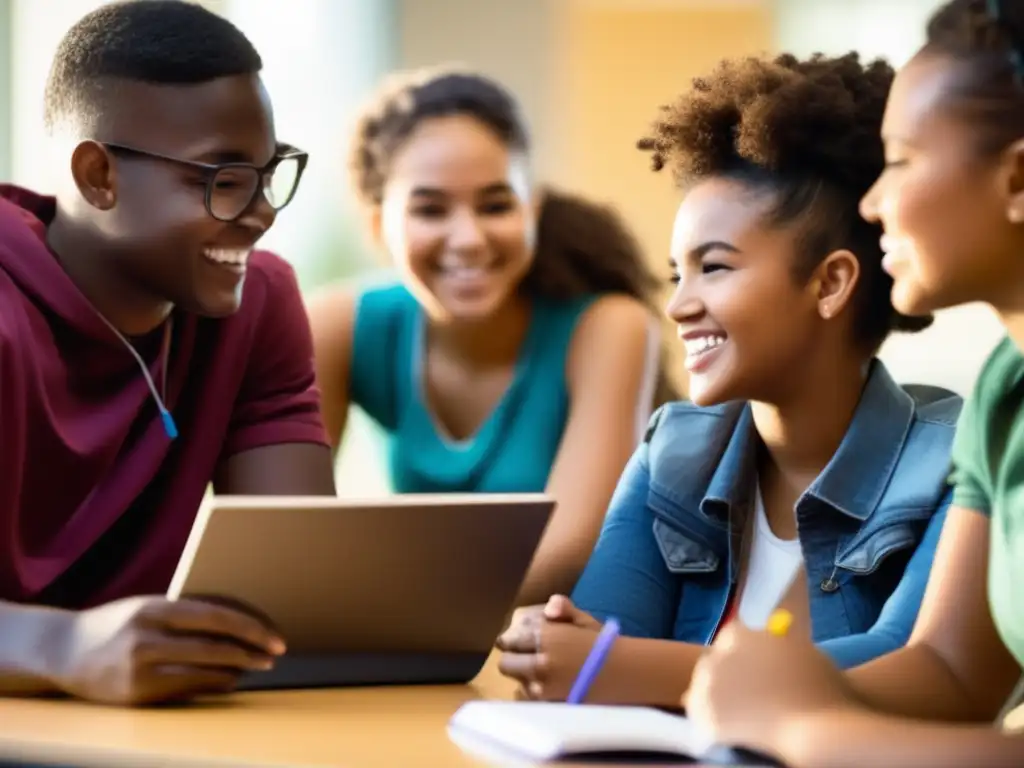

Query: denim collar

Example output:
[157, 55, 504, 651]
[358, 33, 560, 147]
[698, 360, 914, 522]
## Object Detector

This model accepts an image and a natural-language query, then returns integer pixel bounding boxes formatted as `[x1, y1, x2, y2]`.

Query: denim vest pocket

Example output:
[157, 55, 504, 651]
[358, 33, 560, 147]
[652, 519, 720, 573]
[648, 481, 726, 574]
[834, 507, 934, 575]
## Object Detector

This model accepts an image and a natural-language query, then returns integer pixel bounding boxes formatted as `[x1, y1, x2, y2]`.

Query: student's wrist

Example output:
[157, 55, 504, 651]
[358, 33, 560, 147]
[25, 605, 75, 693]
[0, 603, 73, 695]
[604, 637, 698, 708]
[37, 606, 79, 694]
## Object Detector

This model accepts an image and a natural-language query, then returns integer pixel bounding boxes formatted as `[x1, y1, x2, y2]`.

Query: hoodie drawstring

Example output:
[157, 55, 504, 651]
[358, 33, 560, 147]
[94, 313, 178, 441]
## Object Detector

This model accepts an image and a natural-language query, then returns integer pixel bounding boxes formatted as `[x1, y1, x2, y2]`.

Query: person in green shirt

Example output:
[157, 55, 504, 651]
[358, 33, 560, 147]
[680, 1, 1024, 766]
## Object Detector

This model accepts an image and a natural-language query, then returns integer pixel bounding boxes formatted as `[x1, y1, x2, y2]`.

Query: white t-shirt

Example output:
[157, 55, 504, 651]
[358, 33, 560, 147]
[736, 484, 804, 630]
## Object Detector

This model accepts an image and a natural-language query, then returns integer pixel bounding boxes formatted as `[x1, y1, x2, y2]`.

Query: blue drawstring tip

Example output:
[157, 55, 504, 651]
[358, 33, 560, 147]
[161, 410, 179, 440]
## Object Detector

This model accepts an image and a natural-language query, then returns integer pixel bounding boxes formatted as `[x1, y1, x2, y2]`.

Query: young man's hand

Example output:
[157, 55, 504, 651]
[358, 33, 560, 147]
[51, 595, 285, 706]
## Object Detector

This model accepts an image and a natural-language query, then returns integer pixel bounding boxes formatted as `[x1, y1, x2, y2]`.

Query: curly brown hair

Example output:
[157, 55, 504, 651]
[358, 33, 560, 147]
[349, 66, 676, 404]
[637, 52, 933, 351]
[922, 0, 1024, 153]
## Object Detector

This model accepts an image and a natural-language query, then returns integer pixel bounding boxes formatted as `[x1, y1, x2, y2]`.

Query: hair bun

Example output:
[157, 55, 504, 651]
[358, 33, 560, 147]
[637, 52, 894, 193]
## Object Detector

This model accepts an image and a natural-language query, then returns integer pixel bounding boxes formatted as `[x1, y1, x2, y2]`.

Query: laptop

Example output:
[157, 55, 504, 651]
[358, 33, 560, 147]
[166, 493, 554, 691]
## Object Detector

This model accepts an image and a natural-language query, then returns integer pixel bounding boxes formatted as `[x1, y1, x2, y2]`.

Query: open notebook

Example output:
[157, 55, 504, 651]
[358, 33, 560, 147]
[448, 701, 775, 765]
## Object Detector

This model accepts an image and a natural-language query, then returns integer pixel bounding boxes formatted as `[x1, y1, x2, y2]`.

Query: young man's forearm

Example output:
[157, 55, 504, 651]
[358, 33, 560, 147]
[778, 708, 1024, 768]
[0, 601, 70, 696]
[595, 637, 703, 708]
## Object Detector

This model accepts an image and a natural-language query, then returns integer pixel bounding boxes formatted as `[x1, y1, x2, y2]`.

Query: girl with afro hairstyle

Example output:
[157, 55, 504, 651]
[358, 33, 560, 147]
[306, 67, 672, 607]
[498, 50, 961, 711]
[686, 2, 1024, 766]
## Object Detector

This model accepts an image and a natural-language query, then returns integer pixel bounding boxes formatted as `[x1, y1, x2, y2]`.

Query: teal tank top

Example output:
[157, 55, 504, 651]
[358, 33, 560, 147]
[349, 283, 598, 493]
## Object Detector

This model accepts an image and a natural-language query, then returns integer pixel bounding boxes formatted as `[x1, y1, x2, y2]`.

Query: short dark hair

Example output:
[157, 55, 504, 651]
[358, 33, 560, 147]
[922, 0, 1024, 155]
[638, 52, 933, 351]
[44, 0, 262, 133]
[350, 67, 528, 207]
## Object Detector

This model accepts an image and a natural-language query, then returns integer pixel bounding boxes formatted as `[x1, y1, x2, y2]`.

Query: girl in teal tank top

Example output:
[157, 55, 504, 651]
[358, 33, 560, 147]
[307, 68, 675, 606]
[680, 2, 1024, 765]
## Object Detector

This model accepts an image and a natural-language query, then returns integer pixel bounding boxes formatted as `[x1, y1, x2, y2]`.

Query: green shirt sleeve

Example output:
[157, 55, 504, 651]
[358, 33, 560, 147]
[974, 336, 1024, 673]
[949, 384, 992, 514]
[949, 336, 1021, 515]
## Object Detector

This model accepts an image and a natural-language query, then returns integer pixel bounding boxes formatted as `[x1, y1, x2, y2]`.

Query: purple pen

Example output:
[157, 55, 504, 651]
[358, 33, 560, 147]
[566, 617, 620, 704]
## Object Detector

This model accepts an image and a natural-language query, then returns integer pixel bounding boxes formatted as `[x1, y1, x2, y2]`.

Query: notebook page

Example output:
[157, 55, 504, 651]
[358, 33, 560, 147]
[449, 701, 715, 761]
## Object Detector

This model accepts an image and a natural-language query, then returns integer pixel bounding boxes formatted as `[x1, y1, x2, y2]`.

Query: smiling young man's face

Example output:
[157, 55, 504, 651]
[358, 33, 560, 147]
[74, 72, 280, 320]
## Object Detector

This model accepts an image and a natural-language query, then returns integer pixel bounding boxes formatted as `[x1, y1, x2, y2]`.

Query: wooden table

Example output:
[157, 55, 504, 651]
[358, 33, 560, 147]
[0, 653, 703, 768]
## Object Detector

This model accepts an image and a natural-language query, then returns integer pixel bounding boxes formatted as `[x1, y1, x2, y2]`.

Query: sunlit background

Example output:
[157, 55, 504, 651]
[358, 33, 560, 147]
[0, 0, 1002, 495]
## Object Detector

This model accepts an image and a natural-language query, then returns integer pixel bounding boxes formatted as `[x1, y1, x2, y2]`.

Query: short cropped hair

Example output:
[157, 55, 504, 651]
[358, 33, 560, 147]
[43, 0, 262, 133]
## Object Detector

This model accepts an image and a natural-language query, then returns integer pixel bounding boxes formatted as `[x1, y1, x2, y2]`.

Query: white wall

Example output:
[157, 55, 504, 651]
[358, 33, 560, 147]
[396, 0, 570, 186]
[775, 0, 1005, 396]
[224, 0, 396, 283]
[8, 0, 119, 191]
[775, 0, 936, 63]
[0, 2, 11, 181]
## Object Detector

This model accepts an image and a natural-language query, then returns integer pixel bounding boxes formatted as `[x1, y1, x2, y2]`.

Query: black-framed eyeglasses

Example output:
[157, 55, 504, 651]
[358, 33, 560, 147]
[101, 141, 309, 222]
[988, 0, 1024, 86]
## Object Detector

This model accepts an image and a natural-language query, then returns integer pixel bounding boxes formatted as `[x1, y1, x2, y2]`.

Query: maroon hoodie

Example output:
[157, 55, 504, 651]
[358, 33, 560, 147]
[0, 186, 328, 607]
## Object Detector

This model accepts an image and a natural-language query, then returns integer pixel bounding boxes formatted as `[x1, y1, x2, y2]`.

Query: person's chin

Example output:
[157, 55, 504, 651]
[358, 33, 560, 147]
[686, 373, 733, 408]
[442, 291, 510, 322]
[192, 288, 245, 319]
[891, 278, 940, 317]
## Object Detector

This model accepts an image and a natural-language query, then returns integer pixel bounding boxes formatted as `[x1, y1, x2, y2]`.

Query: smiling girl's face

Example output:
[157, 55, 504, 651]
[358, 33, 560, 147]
[860, 51, 1024, 315]
[665, 176, 838, 407]
[378, 113, 535, 322]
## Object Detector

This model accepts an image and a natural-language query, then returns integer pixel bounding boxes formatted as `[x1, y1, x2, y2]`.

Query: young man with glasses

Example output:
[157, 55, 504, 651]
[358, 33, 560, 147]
[0, 0, 335, 706]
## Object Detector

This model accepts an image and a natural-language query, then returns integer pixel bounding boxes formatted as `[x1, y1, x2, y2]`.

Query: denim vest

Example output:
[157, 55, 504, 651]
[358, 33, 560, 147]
[572, 361, 962, 669]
